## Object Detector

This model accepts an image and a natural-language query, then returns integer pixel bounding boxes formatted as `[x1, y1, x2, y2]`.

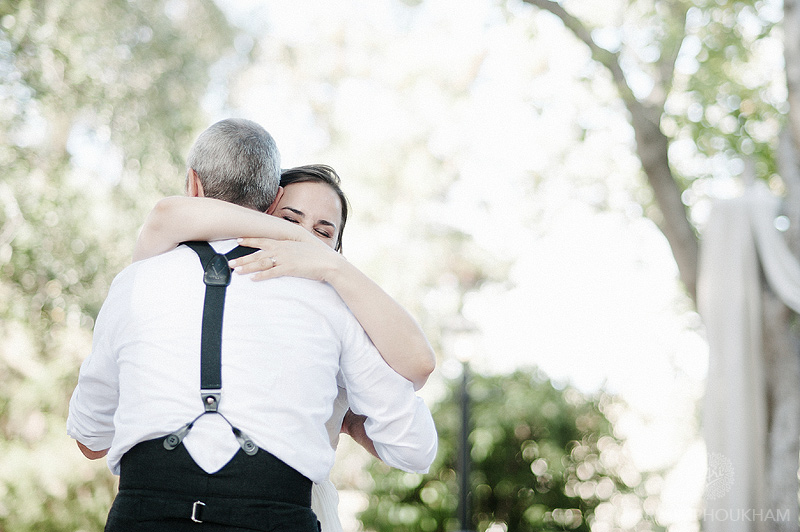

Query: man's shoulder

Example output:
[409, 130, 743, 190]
[130, 245, 199, 269]
[109, 246, 201, 290]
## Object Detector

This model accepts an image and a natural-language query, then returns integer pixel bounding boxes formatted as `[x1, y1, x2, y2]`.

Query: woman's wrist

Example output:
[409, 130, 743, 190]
[283, 219, 317, 243]
[318, 249, 350, 285]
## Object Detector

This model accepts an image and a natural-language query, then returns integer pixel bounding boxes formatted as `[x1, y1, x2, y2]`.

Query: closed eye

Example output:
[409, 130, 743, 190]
[316, 220, 337, 237]
[280, 206, 304, 225]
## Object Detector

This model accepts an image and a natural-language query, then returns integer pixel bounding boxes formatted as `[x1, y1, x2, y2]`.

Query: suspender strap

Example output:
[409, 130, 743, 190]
[164, 241, 259, 455]
[226, 245, 261, 262]
[182, 241, 258, 410]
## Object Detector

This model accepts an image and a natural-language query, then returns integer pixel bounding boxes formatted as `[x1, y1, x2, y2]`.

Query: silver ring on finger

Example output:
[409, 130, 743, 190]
[270, 256, 277, 268]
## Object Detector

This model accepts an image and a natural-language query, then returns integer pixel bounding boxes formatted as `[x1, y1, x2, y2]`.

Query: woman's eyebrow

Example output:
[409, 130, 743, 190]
[318, 219, 337, 230]
[281, 206, 305, 217]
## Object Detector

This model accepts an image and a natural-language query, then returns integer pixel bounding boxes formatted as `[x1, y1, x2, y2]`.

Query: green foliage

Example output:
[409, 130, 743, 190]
[670, 1, 783, 183]
[598, 0, 784, 186]
[549, 0, 784, 189]
[0, 0, 239, 529]
[359, 369, 662, 532]
[0, 0, 237, 331]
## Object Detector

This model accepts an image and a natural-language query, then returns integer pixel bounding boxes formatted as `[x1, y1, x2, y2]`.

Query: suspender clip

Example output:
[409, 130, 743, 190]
[163, 422, 194, 450]
[233, 427, 259, 456]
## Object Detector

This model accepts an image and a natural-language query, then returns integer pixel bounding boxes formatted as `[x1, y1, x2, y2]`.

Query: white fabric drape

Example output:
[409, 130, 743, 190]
[698, 183, 800, 529]
[312, 480, 344, 532]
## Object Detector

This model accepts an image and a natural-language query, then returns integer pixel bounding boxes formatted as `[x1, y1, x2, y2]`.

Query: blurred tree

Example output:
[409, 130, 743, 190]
[226, 5, 512, 364]
[521, 0, 799, 521]
[0, 0, 238, 529]
[359, 369, 662, 532]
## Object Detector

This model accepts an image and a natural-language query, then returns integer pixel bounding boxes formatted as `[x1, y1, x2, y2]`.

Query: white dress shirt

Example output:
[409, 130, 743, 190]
[67, 240, 437, 483]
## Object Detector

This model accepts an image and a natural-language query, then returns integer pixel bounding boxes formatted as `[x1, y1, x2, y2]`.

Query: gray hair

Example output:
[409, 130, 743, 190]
[186, 118, 281, 211]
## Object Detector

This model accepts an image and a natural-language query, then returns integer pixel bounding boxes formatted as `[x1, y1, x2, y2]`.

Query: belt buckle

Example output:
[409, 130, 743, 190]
[191, 500, 205, 523]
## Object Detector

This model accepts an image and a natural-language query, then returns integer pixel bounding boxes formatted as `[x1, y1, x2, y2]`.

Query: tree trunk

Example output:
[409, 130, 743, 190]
[774, 1, 800, 526]
[626, 103, 698, 301]
[784, 0, 800, 156]
[762, 289, 800, 528]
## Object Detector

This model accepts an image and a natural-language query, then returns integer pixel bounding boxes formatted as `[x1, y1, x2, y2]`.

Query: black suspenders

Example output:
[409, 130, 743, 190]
[163, 241, 260, 456]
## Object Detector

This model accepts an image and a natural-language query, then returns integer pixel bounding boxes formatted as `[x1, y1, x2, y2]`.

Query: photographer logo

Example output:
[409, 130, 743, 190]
[704, 452, 734, 500]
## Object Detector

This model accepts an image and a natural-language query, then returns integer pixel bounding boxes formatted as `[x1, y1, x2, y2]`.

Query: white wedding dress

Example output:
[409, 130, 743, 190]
[311, 384, 350, 532]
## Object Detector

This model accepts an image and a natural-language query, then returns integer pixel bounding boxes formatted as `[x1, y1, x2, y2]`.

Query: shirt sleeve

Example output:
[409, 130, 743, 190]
[338, 318, 438, 473]
[66, 281, 122, 451]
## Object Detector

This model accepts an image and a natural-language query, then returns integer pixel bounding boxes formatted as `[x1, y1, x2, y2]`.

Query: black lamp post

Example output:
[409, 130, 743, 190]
[457, 359, 472, 532]
[444, 316, 478, 532]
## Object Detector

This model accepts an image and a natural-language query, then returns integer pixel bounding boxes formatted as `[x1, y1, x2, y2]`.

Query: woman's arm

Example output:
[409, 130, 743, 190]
[76, 441, 108, 460]
[132, 196, 316, 262]
[230, 238, 437, 389]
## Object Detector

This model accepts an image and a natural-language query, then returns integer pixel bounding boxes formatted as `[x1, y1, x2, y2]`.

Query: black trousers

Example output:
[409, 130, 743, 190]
[105, 439, 320, 532]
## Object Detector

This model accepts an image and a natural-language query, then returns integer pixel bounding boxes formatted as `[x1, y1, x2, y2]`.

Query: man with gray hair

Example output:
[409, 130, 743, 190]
[185, 118, 281, 212]
[67, 118, 438, 531]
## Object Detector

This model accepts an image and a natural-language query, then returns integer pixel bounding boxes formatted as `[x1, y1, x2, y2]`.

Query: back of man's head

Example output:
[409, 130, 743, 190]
[186, 118, 281, 211]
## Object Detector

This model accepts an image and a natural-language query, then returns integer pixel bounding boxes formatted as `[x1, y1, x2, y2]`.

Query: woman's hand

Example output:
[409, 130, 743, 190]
[230, 237, 343, 282]
[77, 441, 109, 460]
[340, 409, 379, 459]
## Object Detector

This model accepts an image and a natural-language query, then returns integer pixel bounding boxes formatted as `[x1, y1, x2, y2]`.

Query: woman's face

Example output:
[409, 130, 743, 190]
[269, 181, 342, 249]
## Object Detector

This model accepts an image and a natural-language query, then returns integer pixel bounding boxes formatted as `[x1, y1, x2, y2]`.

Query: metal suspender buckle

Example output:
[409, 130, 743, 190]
[201, 390, 221, 412]
[191, 500, 206, 523]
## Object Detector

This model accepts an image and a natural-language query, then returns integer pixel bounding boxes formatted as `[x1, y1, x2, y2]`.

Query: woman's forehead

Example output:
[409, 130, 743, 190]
[280, 181, 342, 219]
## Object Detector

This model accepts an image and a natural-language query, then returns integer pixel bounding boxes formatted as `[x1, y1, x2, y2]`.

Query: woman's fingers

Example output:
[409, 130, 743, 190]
[230, 238, 284, 267]
[231, 250, 278, 274]
[230, 239, 333, 282]
[250, 267, 283, 282]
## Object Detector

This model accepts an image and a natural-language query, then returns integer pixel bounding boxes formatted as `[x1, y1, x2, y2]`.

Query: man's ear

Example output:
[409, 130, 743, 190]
[186, 169, 205, 198]
[266, 186, 284, 214]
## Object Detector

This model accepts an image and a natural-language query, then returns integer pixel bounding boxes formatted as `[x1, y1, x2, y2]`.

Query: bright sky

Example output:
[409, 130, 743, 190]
[210, 0, 712, 529]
